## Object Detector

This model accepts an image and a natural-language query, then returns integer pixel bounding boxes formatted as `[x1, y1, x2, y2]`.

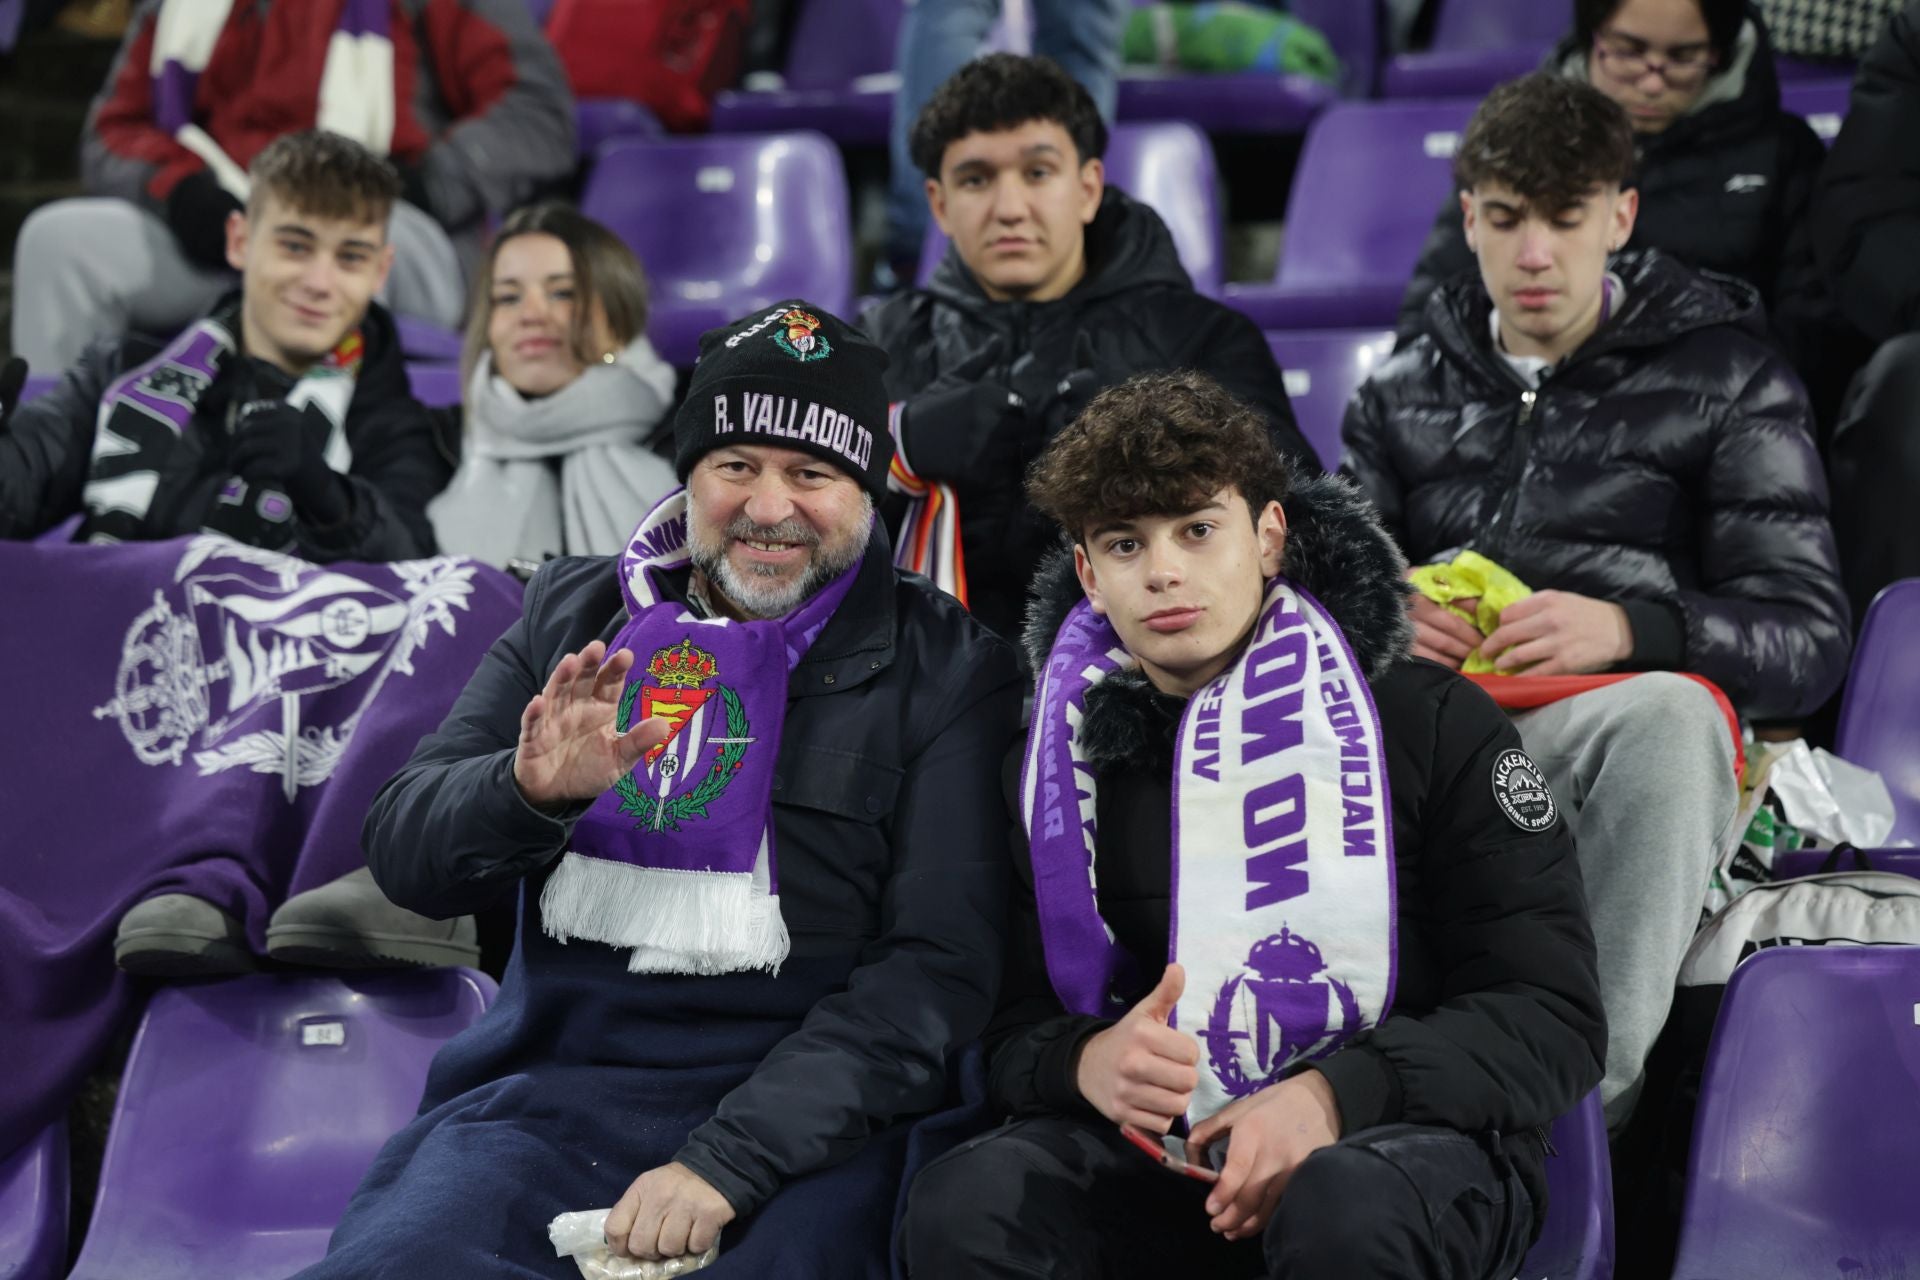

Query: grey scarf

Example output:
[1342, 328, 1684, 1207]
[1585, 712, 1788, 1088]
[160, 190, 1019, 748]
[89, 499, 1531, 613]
[428, 336, 678, 566]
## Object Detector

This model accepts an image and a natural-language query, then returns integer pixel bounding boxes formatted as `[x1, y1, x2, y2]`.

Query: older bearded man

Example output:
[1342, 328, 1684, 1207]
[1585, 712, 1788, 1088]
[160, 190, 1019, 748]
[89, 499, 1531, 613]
[298, 302, 1022, 1279]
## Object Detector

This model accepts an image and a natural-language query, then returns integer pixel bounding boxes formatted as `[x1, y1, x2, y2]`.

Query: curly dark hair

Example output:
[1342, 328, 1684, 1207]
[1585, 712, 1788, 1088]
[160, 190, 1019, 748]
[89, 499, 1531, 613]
[909, 53, 1108, 179]
[1452, 73, 1636, 211]
[1027, 371, 1294, 544]
[248, 130, 401, 229]
[1574, 0, 1744, 69]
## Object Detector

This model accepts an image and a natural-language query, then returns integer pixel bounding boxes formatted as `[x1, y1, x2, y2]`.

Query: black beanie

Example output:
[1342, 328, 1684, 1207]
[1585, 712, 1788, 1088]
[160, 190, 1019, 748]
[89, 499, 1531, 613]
[673, 301, 893, 499]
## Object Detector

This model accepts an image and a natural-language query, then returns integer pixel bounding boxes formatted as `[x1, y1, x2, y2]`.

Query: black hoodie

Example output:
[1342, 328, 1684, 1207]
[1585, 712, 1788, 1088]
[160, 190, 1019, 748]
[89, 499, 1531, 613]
[1394, 15, 1857, 420]
[860, 187, 1318, 643]
[1348, 249, 1849, 722]
[988, 474, 1605, 1236]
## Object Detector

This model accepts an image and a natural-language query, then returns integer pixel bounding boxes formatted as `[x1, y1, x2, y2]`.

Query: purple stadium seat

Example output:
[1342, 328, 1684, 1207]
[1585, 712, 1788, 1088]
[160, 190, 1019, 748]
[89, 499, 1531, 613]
[1382, 0, 1562, 99]
[1114, 0, 1371, 132]
[1780, 77, 1852, 144]
[17, 374, 57, 406]
[1771, 846, 1920, 881]
[709, 0, 902, 144]
[1228, 98, 1477, 330]
[1670, 945, 1920, 1280]
[394, 315, 464, 363]
[407, 362, 465, 408]
[67, 969, 496, 1280]
[916, 121, 1223, 296]
[1518, 1090, 1614, 1280]
[581, 132, 854, 367]
[1263, 328, 1393, 470]
[0, 0, 22, 54]
[1834, 579, 1920, 844]
[0, 1121, 68, 1280]
[574, 97, 664, 158]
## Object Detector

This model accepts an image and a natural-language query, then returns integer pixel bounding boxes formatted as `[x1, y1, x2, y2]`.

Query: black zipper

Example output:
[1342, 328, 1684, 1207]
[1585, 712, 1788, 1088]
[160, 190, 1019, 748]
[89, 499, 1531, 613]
[1477, 384, 1538, 560]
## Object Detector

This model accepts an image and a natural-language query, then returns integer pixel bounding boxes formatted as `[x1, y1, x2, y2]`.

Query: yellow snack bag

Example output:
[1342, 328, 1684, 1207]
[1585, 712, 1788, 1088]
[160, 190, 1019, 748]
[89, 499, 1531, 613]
[1406, 551, 1533, 673]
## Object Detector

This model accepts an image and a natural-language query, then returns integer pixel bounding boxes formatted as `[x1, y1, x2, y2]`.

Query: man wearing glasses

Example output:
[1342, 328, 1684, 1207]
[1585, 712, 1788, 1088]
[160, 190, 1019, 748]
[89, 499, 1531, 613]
[1394, 0, 1849, 420]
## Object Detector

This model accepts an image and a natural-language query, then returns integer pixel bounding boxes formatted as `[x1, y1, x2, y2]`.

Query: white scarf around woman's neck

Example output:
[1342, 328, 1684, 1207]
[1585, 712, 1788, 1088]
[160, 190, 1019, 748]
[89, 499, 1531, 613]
[428, 336, 678, 566]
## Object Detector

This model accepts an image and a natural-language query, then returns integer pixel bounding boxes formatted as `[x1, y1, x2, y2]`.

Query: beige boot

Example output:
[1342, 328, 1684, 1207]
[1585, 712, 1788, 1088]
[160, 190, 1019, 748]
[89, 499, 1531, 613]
[115, 894, 255, 977]
[266, 867, 480, 969]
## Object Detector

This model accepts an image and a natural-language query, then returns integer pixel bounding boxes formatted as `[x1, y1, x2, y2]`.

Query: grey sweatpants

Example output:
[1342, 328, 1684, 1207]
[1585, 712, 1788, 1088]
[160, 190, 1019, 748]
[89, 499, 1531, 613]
[10, 197, 468, 370]
[1511, 673, 1738, 1129]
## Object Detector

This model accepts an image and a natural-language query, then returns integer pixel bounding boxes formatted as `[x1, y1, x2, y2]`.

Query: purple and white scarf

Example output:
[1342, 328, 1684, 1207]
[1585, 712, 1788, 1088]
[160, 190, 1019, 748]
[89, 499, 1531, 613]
[539, 488, 859, 976]
[150, 0, 397, 200]
[80, 314, 356, 547]
[1022, 578, 1398, 1122]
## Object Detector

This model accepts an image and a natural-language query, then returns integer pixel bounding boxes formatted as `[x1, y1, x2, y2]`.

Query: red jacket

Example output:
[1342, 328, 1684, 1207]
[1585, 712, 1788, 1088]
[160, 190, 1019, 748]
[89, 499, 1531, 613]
[83, 0, 575, 232]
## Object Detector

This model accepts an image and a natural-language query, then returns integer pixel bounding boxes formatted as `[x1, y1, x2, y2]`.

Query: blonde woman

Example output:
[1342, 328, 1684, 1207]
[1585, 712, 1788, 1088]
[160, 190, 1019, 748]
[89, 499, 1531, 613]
[430, 203, 677, 566]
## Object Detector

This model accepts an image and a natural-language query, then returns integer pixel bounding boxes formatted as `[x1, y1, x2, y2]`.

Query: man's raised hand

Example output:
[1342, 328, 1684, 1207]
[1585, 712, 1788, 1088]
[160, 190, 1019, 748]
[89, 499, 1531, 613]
[513, 640, 672, 809]
[1074, 963, 1200, 1133]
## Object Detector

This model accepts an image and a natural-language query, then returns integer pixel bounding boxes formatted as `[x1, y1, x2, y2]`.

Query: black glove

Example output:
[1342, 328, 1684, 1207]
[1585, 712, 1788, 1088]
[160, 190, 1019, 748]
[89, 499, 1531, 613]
[227, 400, 351, 528]
[1039, 332, 1112, 444]
[164, 171, 245, 272]
[897, 338, 1028, 488]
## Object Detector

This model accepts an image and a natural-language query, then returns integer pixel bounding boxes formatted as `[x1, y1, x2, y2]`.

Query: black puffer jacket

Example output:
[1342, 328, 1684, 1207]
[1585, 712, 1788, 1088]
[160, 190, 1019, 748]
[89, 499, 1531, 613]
[0, 300, 447, 560]
[1813, 0, 1920, 343]
[1347, 249, 1849, 721]
[1395, 18, 1851, 413]
[859, 188, 1317, 642]
[988, 475, 1605, 1234]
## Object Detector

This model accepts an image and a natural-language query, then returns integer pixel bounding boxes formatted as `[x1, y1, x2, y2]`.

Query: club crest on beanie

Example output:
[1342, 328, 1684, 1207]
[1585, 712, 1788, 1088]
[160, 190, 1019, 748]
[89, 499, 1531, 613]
[673, 301, 893, 499]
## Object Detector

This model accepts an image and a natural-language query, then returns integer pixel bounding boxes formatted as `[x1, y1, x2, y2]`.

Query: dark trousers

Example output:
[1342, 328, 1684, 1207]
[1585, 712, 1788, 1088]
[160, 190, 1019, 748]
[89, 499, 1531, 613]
[1831, 332, 1920, 627]
[899, 1115, 1534, 1280]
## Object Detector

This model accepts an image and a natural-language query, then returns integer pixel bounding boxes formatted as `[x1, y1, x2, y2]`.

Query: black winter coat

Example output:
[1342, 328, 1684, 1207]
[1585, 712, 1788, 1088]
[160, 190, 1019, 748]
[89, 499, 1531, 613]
[0, 301, 446, 560]
[988, 475, 1605, 1232]
[1814, 0, 1920, 343]
[1395, 19, 1851, 415]
[1347, 250, 1849, 721]
[859, 188, 1318, 642]
[361, 529, 1024, 1216]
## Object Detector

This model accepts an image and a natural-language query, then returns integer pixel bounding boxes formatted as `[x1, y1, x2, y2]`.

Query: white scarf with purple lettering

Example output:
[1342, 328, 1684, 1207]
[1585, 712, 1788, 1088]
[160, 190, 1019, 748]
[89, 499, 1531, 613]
[1021, 576, 1397, 1123]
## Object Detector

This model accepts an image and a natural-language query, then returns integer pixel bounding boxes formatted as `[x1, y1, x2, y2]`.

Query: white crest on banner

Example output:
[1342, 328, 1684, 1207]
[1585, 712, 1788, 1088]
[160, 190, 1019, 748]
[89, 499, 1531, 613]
[91, 535, 482, 799]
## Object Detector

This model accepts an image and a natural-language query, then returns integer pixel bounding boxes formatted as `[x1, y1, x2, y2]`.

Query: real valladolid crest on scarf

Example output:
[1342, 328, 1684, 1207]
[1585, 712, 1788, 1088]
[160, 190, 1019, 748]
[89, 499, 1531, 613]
[1022, 576, 1398, 1123]
[538, 488, 860, 975]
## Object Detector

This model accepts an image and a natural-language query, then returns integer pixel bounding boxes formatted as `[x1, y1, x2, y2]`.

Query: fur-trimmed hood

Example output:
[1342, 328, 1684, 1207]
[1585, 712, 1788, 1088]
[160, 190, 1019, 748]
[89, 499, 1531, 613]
[1021, 474, 1413, 773]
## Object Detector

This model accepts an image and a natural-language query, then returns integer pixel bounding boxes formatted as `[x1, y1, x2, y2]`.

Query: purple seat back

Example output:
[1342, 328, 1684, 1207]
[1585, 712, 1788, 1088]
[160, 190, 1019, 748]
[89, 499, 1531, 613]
[394, 315, 465, 363]
[0, 1121, 67, 1280]
[582, 132, 853, 367]
[1274, 98, 1477, 307]
[1771, 846, 1920, 881]
[1382, 0, 1562, 97]
[574, 98, 663, 159]
[67, 969, 496, 1280]
[782, 0, 901, 89]
[1113, 0, 1364, 130]
[17, 374, 58, 407]
[1671, 946, 1920, 1279]
[1263, 328, 1394, 470]
[1835, 579, 1920, 844]
[407, 362, 465, 408]
[916, 122, 1223, 296]
[1779, 77, 1852, 144]
[0, 0, 23, 54]
[1519, 1090, 1615, 1280]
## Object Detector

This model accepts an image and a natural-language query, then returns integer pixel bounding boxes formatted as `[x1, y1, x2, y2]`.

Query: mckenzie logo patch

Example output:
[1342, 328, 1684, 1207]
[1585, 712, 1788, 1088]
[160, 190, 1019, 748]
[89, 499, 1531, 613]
[1491, 748, 1557, 832]
[771, 308, 832, 362]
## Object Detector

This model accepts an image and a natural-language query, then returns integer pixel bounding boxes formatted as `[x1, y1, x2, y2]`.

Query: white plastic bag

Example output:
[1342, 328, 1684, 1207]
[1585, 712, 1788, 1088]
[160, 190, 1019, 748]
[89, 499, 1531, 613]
[1766, 739, 1899, 849]
[547, 1209, 720, 1280]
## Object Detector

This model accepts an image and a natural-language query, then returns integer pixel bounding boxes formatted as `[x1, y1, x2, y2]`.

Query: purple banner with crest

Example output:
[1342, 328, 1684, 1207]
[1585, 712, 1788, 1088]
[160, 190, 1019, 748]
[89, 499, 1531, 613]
[0, 535, 521, 1159]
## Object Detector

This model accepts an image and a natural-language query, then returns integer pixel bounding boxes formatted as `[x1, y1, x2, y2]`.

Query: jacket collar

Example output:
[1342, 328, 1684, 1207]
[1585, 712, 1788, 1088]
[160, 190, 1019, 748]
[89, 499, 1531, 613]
[1020, 474, 1413, 774]
[924, 186, 1194, 312]
[1422, 248, 1762, 387]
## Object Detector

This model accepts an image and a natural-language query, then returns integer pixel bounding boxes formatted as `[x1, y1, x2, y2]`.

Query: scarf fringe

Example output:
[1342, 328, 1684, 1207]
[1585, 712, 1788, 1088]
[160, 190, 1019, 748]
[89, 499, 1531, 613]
[540, 851, 789, 976]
